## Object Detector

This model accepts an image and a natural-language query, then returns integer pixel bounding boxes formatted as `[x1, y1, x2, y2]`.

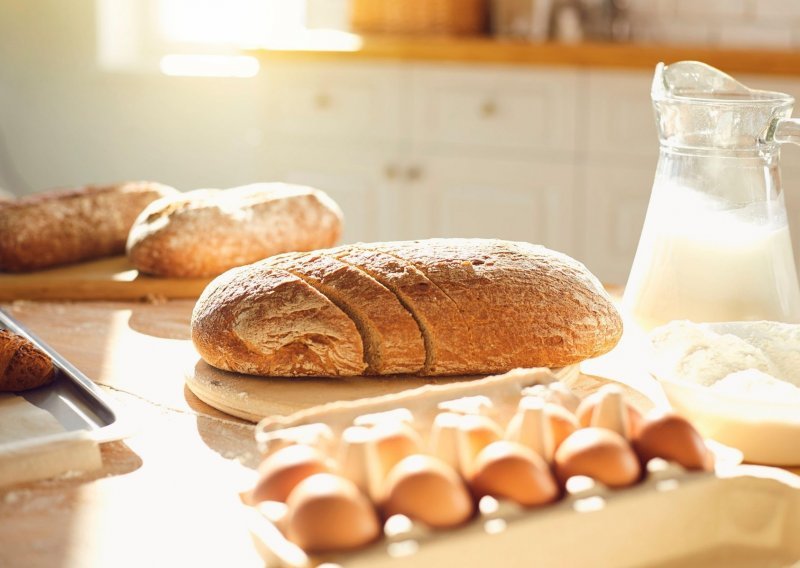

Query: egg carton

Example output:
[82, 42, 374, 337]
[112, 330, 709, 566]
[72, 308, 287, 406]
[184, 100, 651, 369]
[243, 368, 800, 567]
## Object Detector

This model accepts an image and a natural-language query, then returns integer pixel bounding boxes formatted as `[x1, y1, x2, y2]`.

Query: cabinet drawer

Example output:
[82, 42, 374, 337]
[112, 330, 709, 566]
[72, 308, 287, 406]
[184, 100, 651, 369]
[410, 66, 579, 156]
[263, 62, 403, 144]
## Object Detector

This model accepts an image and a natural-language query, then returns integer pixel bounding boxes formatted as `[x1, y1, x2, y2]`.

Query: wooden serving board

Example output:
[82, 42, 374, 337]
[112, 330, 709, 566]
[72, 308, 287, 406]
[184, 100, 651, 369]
[184, 359, 581, 423]
[0, 256, 214, 301]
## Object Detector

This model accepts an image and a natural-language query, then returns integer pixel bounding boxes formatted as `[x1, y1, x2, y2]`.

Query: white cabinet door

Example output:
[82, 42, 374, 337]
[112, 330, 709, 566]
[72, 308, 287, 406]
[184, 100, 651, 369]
[400, 156, 577, 255]
[582, 69, 660, 283]
[580, 163, 655, 285]
[261, 144, 398, 244]
[584, 70, 659, 160]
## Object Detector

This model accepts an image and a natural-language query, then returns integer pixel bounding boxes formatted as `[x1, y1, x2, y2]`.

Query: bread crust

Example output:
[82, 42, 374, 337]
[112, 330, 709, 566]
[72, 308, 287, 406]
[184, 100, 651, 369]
[369, 239, 622, 370]
[191, 239, 622, 377]
[334, 245, 472, 375]
[191, 262, 365, 376]
[267, 250, 426, 375]
[0, 181, 176, 272]
[127, 183, 343, 278]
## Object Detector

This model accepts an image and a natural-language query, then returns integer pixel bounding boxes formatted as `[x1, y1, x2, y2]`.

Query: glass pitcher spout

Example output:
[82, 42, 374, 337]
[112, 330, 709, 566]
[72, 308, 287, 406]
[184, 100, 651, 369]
[623, 61, 800, 331]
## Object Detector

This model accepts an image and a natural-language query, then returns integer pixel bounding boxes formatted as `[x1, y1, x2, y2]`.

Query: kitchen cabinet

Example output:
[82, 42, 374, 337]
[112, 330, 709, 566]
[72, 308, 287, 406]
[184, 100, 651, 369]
[579, 162, 654, 284]
[260, 60, 800, 283]
[580, 70, 659, 283]
[262, 61, 404, 148]
[262, 62, 581, 254]
[409, 65, 578, 158]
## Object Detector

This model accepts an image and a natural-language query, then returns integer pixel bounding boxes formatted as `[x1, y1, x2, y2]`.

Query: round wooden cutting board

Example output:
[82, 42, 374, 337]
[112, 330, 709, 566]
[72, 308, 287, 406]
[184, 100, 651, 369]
[184, 359, 580, 423]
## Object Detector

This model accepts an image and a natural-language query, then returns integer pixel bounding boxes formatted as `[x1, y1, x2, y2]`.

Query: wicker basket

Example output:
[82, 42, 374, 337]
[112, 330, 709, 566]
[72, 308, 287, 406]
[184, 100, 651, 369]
[350, 0, 488, 35]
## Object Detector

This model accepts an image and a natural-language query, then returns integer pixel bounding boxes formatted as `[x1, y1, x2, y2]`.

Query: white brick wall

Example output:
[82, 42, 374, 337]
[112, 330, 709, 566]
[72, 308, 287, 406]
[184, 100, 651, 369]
[718, 22, 794, 49]
[626, 0, 800, 48]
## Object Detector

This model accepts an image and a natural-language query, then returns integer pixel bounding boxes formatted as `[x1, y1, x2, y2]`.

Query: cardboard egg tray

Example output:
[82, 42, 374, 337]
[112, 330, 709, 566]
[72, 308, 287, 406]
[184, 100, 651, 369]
[243, 368, 800, 567]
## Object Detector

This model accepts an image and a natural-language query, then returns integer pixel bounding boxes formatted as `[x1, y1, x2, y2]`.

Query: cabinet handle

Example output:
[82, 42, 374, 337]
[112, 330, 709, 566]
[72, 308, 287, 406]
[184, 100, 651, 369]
[384, 164, 399, 180]
[314, 92, 332, 109]
[480, 99, 498, 118]
[406, 165, 422, 182]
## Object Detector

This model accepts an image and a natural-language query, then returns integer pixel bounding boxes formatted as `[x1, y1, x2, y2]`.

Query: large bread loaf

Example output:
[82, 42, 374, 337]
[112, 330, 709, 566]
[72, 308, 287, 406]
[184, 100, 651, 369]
[191, 239, 622, 377]
[0, 181, 176, 272]
[126, 183, 343, 278]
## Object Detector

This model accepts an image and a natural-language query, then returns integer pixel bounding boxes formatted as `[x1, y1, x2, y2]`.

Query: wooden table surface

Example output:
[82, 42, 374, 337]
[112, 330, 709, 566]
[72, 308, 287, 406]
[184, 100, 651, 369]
[0, 300, 264, 568]
[0, 299, 794, 567]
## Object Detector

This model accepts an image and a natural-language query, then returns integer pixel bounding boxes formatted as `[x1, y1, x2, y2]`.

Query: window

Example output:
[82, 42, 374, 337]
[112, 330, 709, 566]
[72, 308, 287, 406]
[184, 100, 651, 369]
[96, 0, 309, 77]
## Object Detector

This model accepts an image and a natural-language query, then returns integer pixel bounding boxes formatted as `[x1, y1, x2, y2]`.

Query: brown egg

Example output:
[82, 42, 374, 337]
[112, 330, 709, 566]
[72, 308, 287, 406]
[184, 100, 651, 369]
[633, 411, 714, 472]
[284, 473, 380, 553]
[544, 402, 579, 451]
[576, 387, 643, 439]
[554, 427, 641, 488]
[469, 441, 559, 507]
[381, 454, 474, 529]
[252, 445, 332, 503]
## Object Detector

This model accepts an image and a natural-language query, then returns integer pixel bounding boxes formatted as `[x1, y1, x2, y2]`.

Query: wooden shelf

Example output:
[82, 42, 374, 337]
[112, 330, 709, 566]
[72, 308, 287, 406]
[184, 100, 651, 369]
[250, 34, 800, 76]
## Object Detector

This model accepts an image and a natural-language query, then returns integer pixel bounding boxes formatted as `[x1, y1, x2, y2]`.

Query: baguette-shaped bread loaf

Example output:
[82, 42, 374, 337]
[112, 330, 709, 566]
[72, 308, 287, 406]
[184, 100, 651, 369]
[127, 183, 343, 278]
[192, 239, 622, 377]
[0, 181, 176, 272]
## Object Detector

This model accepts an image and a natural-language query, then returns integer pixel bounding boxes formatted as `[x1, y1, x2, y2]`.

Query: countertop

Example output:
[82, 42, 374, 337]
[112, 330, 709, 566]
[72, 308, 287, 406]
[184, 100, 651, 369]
[0, 299, 797, 567]
[249, 33, 800, 76]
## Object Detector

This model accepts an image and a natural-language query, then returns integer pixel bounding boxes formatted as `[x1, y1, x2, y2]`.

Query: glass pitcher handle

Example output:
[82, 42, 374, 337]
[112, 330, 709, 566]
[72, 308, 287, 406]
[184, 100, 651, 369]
[768, 118, 800, 145]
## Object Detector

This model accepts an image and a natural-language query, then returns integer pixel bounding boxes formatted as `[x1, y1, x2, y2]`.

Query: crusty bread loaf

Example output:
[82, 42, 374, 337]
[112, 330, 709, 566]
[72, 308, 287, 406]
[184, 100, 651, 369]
[0, 329, 55, 392]
[126, 183, 344, 278]
[0, 181, 177, 272]
[192, 238, 623, 377]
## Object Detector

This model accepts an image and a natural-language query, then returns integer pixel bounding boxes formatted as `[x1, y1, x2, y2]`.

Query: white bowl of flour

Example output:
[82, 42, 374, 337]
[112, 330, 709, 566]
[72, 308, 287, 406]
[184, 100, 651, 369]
[649, 320, 800, 466]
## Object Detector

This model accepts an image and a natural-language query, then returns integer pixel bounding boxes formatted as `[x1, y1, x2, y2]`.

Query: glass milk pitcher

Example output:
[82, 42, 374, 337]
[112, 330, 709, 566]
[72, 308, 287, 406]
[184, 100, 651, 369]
[623, 61, 800, 330]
